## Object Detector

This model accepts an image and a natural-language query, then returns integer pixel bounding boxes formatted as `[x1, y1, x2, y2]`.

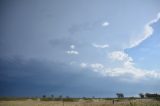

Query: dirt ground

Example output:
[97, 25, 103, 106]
[0, 99, 159, 106]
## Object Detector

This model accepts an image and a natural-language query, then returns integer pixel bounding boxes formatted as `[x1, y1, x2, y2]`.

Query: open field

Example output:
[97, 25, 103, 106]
[0, 99, 160, 106]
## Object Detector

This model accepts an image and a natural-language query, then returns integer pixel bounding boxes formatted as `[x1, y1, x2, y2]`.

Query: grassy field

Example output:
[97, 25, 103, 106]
[0, 99, 160, 106]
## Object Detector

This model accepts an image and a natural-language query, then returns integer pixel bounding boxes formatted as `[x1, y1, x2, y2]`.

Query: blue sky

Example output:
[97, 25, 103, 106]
[0, 0, 160, 97]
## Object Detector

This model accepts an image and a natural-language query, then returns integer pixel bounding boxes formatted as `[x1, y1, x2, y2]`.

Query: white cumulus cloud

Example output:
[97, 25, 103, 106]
[129, 12, 160, 48]
[104, 67, 160, 81]
[66, 50, 79, 55]
[80, 51, 160, 82]
[80, 63, 88, 68]
[70, 45, 75, 49]
[102, 21, 109, 27]
[108, 51, 133, 68]
[90, 63, 104, 72]
[66, 45, 79, 55]
[108, 51, 131, 61]
[107, 51, 160, 80]
[92, 43, 109, 48]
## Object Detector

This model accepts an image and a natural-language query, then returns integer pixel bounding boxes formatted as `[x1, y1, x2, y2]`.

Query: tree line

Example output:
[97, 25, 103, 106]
[42, 93, 160, 99]
[139, 93, 160, 99]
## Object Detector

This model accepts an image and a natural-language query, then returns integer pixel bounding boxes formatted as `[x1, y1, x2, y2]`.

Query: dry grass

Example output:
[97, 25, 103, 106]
[0, 99, 159, 106]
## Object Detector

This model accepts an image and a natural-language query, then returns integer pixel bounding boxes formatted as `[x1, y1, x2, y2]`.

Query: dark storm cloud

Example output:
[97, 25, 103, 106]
[68, 22, 95, 34]
[0, 57, 81, 96]
[68, 20, 106, 35]
[0, 57, 159, 97]
[0, 57, 100, 96]
[49, 37, 87, 51]
[49, 37, 76, 49]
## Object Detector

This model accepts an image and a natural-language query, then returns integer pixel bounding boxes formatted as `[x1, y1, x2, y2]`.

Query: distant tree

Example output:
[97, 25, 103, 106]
[116, 93, 124, 98]
[66, 96, 70, 98]
[59, 95, 63, 100]
[145, 93, 160, 98]
[42, 95, 46, 98]
[51, 95, 54, 98]
[51, 94, 54, 100]
[83, 97, 86, 100]
[139, 93, 144, 98]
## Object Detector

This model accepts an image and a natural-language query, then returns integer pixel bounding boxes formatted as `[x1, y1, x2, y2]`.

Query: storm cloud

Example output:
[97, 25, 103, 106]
[0, 57, 159, 97]
[0, 0, 160, 97]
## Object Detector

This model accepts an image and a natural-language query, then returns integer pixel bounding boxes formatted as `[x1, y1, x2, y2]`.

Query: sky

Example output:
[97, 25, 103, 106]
[0, 0, 160, 97]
